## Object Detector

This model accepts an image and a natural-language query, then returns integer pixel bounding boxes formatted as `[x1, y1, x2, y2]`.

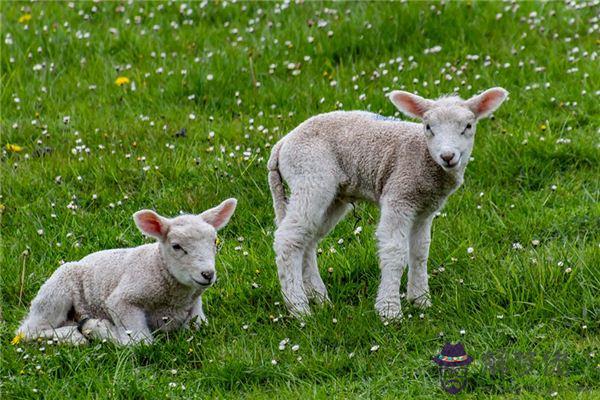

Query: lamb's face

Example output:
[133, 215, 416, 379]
[133, 198, 237, 289]
[388, 87, 508, 171]
[160, 216, 219, 288]
[422, 106, 476, 170]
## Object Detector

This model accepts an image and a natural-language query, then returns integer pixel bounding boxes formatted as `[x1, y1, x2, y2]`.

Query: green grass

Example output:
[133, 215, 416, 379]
[1, 1, 599, 398]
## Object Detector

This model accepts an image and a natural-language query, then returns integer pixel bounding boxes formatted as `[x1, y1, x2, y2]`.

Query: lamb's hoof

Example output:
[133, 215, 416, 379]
[81, 319, 113, 340]
[308, 292, 331, 307]
[191, 318, 208, 330]
[375, 301, 403, 322]
[288, 303, 312, 319]
[409, 296, 432, 310]
[71, 335, 89, 346]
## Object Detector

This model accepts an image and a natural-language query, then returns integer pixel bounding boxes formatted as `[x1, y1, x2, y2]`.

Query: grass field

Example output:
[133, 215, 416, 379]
[1, 1, 599, 398]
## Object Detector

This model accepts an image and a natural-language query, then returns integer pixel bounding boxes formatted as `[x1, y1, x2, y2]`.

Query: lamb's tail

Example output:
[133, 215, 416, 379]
[267, 140, 287, 226]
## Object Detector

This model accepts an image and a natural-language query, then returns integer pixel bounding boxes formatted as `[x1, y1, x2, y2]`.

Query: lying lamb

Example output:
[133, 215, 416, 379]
[16, 198, 237, 345]
[268, 88, 508, 319]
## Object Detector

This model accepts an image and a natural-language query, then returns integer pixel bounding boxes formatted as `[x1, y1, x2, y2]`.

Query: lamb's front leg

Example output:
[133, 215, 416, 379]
[80, 318, 122, 342]
[185, 296, 207, 329]
[374, 205, 413, 321]
[407, 215, 433, 309]
[106, 294, 153, 345]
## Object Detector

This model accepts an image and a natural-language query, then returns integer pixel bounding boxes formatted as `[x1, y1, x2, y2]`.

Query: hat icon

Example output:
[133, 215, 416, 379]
[433, 342, 473, 367]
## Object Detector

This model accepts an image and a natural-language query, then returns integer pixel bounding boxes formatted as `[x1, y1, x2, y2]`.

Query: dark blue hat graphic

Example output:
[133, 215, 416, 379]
[433, 342, 473, 367]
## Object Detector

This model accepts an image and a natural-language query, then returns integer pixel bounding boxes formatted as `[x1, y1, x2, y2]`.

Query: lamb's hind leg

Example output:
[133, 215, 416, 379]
[274, 180, 337, 317]
[16, 264, 86, 344]
[28, 326, 88, 345]
[302, 200, 351, 304]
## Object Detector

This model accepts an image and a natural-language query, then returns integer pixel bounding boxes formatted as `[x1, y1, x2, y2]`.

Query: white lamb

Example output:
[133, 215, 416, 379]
[268, 88, 508, 320]
[16, 198, 237, 345]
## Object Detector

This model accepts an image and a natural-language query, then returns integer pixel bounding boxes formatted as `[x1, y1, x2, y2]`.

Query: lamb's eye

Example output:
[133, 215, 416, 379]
[426, 124, 434, 136]
[466, 123, 472, 129]
[172, 244, 183, 251]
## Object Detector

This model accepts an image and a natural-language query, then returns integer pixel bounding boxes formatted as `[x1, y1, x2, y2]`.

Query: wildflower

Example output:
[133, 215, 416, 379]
[424, 45, 442, 54]
[5, 143, 23, 153]
[12, 332, 25, 345]
[115, 76, 130, 86]
[18, 14, 32, 24]
[370, 344, 380, 352]
[467, 247, 474, 254]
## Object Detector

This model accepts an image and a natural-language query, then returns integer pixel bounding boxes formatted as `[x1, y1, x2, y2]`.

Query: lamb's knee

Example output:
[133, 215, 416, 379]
[274, 225, 313, 257]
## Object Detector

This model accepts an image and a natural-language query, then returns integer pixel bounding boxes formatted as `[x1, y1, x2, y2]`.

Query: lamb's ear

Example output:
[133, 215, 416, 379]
[388, 91, 434, 119]
[200, 198, 237, 230]
[466, 87, 508, 119]
[133, 210, 168, 240]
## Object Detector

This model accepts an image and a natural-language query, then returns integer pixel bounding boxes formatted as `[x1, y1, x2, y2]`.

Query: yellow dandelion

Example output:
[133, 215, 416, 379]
[18, 14, 32, 24]
[115, 76, 130, 86]
[539, 124, 547, 131]
[12, 331, 25, 345]
[5, 143, 24, 153]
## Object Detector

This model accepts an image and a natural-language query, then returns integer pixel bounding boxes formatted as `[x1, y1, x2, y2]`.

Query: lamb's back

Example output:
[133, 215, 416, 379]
[76, 243, 161, 311]
[284, 111, 427, 201]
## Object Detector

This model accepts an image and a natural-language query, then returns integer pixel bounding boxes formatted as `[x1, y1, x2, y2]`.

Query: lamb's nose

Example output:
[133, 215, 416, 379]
[200, 271, 214, 281]
[440, 152, 455, 163]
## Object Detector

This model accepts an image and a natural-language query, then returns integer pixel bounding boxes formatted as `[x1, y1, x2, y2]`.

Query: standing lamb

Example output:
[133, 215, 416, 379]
[268, 88, 508, 319]
[16, 198, 237, 345]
